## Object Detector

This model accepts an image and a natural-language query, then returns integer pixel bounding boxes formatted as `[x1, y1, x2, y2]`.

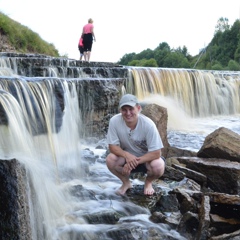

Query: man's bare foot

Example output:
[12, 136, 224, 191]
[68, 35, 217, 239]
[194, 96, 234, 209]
[144, 181, 155, 195]
[116, 181, 132, 195]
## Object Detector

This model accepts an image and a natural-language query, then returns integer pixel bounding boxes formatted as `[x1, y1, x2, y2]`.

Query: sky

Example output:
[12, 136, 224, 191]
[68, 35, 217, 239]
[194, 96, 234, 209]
[1, 0, 240, 63]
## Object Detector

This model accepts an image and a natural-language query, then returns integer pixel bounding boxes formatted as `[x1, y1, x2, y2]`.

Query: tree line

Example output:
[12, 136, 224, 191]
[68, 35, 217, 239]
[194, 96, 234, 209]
[117, 18, 240, 71]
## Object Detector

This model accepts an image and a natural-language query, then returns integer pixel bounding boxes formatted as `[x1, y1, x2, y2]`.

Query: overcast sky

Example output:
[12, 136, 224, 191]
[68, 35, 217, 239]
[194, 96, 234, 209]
[1, 0, 240, 62]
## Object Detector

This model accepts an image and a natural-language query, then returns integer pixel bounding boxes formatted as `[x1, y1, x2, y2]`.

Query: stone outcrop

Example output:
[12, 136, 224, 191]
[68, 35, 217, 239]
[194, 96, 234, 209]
[197, 127, 240, 162]
[142, 103, 169, 157]
[161, 128, 240, 239]
[0, 159, 31, 240]
[0, 52, 128, 78]
[176, 157, 240, 195]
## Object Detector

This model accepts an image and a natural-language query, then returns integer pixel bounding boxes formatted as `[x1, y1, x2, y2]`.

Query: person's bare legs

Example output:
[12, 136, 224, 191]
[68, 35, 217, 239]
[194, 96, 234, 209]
[106, 153, 132, 195]
[87, 51, 91, 62]
[83, 52, 87, 61]
[144, 158, 165, 195]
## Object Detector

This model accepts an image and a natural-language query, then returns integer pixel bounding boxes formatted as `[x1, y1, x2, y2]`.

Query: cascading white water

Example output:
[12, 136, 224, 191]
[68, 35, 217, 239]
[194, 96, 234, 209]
[127, 68, 240, 117]
[0, 55, 240, 239]
[0, 77, 85, 239]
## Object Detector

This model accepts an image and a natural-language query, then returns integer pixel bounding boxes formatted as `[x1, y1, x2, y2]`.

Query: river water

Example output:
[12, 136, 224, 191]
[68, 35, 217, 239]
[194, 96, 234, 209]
[168, 114, 240, 151]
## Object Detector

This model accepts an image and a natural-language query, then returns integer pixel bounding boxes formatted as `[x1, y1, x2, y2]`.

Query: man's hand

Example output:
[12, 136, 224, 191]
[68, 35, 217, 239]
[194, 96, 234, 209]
[125, 152, 139, 169]
[122, 163, 132, 175]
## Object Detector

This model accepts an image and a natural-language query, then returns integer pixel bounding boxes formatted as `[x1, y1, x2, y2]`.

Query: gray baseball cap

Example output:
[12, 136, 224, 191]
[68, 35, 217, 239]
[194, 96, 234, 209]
[119, 94, 139, 108]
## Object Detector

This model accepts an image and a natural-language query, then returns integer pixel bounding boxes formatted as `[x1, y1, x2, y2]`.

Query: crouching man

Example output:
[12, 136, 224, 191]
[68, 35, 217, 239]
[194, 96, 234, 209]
[106, 94, 165, 195]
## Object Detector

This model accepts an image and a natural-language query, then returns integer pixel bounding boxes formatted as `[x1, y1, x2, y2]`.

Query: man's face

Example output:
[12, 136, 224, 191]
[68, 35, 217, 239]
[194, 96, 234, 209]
[120, 105, 140, 125]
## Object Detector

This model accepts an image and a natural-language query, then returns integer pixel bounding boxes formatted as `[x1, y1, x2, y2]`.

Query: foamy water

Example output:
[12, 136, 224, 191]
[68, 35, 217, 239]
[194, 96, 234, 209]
[168, 114, 240, 151]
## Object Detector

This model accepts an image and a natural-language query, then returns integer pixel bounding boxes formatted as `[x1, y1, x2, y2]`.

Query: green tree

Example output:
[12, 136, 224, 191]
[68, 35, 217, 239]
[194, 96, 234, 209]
[227, 60, 240, 71]
[141, 58, 158, 67]
[154, 42, 171, 51]
[205, 19, 240, 66]
[154, 49, 169, 67]
[215, 17, 230, 33]
[118, 53, 136, 65]
[128, 59, 141, 66]
[211, 61, 223, 70]
[134, 49, 154, 60]
[163, 52, 190, 68]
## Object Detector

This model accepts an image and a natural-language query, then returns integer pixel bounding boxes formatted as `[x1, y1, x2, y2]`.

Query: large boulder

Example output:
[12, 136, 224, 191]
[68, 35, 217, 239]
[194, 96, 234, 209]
[142, 103, 169, 157]
[197, 127, 240, 162]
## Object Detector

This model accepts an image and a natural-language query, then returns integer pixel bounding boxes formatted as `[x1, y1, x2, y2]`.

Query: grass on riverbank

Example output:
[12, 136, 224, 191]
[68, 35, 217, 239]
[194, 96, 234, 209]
[0, 11, 59, 57]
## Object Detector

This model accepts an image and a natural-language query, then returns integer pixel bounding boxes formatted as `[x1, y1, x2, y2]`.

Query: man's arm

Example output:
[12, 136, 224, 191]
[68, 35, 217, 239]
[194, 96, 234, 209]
[137, 149, 161, 164]
[109, 144, 138, 169]
[109, 144, 127, 158]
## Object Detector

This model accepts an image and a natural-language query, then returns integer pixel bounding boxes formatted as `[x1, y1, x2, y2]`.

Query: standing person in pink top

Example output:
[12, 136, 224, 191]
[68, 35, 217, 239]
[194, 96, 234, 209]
[82, 18, 96, 62]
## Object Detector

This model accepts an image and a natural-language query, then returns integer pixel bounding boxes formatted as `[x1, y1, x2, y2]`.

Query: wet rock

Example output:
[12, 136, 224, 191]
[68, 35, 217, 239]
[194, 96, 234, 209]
[0, 159, 32, 240]
[69, 185, 97, 201]
[58, 230, 107, 240]
[166, 146, 197, 158]
[209, 228, 240, 240]
[210, 214, 240, 235]
[152, 193, 179, 213]
[172, 163, 207, 187]
[106, 227, 140, 240]
[196, 195, 211, 240]
[83, 210, 123, 224]
[177, 157, 240, 195]
[149, 211, 167, 223]
[177, 211, 199, 239]
[208, 192, 240, 205]
[126, 185, 162, 210]
[81, 148, 97, 164]
[162, 165, 186, 181]
[164, 212, 183, 228]
[173, 187, 201, 214]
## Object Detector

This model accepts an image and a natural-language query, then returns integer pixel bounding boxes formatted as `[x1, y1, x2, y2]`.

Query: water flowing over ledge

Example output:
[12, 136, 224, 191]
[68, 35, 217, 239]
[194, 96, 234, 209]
[0, 53, 240, 239]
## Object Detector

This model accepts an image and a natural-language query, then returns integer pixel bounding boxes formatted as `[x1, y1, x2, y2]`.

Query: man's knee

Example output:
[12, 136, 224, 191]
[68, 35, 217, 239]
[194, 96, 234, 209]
[148, 158, 165, 176]
[106, 153, 113, 166]
[106, 153, 119, 165]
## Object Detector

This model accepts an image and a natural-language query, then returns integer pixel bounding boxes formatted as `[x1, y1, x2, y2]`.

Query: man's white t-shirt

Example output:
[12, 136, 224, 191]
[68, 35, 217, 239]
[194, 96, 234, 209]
[107, 113, 163, 157]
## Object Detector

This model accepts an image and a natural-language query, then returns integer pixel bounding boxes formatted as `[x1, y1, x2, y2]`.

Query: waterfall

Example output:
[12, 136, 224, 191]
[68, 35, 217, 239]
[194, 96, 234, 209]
[127, 67, 240, 117]
[0, 53, 240, 239]
[0, 77, 83, 239]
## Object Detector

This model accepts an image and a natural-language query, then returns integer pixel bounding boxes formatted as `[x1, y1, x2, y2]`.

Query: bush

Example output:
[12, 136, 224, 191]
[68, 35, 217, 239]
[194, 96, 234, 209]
[227, 60, 240, 71]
